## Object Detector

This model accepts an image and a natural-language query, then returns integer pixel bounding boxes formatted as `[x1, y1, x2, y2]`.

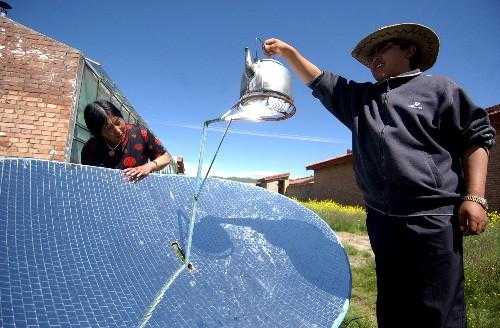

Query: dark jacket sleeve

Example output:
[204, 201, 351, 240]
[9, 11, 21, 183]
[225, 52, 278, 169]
[443, 81, 496, 152]
[308, 71, 369, 130]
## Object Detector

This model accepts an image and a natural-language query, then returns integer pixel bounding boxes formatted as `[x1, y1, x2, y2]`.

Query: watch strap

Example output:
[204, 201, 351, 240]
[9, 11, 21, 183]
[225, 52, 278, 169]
[462, 195, 488, 210]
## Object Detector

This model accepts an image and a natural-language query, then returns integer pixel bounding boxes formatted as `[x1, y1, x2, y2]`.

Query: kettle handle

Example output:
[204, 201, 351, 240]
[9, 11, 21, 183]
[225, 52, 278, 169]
[255, 37, 268, 58]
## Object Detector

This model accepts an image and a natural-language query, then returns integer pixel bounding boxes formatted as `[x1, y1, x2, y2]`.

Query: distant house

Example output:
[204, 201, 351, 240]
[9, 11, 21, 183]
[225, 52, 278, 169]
[486, 105, 499, 210]
[285, 176, 314, 200]
[255, 173, 314, 200]
[256, 173, 289, 194]
[305, 150, 364, 206]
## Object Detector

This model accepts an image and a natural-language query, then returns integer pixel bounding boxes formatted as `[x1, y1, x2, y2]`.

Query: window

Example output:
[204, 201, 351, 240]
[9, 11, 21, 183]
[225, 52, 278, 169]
[71, 65, 100, 164]
[128, 115, 137, 124]
[70, 61, 178, 173]
[119, 105, 129, 121]
[97, 82, 111, 101]
[70, 139, 85, 164]
[111, 95, 122, 111]
[74, 125, 91, 141]
[76, 68, 98, 127]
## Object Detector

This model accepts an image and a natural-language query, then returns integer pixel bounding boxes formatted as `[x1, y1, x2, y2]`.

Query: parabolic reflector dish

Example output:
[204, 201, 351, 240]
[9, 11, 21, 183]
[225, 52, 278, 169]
[220, 92, 296, 122]
[0, 159, 351, 327]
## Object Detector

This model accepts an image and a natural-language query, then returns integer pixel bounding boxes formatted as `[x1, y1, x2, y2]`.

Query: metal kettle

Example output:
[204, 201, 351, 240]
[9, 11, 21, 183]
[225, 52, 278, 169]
[220, 47, 296, 122]
[240, 47, 293, 100]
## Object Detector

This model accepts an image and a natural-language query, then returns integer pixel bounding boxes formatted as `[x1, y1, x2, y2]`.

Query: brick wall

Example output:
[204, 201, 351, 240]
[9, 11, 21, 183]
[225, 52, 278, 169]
[312, 161, 364, 206]
[486, 109, 499, 211]
[0, 17, 82, 161]
[285, 182, 313, 200]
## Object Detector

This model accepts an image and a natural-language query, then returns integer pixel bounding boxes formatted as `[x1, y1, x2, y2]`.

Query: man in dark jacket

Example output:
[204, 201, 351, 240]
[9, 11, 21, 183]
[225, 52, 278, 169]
[263, 23, 495, 328]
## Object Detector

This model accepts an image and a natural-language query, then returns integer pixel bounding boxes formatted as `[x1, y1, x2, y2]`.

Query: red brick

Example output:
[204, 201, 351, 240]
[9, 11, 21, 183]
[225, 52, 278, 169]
[486, 109, 500, 210]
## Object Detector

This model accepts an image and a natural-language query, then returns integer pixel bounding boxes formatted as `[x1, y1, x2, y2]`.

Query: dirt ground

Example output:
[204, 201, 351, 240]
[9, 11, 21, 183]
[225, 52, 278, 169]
[336, 232, 374, 267]
[337, 232, 372, 253]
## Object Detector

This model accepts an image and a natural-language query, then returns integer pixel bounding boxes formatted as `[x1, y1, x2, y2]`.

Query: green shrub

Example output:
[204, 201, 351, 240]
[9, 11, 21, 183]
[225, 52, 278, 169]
[299, 199, 367, 234]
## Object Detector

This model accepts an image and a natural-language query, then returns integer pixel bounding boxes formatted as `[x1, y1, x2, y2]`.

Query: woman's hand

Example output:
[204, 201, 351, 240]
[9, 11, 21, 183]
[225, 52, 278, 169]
[458, 201, 488, 235]
[262, 38, 296, 58]
[123, 162, 155, 182]
[123, 153, 171, 182]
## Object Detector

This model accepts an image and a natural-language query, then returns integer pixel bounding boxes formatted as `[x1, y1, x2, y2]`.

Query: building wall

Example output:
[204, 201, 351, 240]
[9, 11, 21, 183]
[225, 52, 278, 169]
[486, 113, 499, 211]
[257, 179, 290, 194]
[0, 17, 81, 161]
[265, 181, 280, 193]
[285, 183, 313, 200]
[312, 161, 364, 206]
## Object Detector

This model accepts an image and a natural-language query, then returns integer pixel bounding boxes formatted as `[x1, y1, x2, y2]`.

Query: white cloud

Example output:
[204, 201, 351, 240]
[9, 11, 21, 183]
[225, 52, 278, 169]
[183, 161, 281, 179]
[153, 120, 346, 144]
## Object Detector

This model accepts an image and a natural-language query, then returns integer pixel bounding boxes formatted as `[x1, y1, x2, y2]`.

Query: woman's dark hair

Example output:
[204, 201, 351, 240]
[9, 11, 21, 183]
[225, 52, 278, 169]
[84, 100, 123, 137]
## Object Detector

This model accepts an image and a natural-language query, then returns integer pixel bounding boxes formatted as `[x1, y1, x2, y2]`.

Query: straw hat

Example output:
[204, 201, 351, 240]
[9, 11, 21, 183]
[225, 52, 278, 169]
[351, 23, 439, 71]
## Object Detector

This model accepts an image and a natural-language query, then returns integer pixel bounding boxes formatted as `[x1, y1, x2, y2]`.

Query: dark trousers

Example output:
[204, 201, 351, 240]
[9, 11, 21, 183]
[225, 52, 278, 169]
[366, 208, 466, 328]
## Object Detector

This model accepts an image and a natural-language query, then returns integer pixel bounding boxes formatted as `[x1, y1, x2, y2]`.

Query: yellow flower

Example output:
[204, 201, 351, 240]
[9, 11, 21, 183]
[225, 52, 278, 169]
[487, 210, 500, 227]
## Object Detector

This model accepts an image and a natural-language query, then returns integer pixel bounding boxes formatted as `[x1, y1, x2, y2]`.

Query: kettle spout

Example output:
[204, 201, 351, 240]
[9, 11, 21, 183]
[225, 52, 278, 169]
[244, 47, 254, 73]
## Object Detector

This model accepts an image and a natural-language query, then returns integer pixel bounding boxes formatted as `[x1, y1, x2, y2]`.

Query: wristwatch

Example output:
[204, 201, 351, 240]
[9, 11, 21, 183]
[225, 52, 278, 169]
[462, 195, 489, 211]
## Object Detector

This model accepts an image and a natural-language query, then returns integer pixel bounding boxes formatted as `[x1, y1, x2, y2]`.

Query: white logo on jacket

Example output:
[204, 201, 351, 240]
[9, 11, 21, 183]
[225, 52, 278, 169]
[408, 99, 423, 110]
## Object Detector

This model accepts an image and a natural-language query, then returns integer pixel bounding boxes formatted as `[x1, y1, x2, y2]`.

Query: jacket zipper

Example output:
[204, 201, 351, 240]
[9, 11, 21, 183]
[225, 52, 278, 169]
[380, 82, 390, 211]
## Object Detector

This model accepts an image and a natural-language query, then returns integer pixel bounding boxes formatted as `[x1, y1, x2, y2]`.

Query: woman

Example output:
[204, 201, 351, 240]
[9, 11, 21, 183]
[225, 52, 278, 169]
[81, 100, 172, 181]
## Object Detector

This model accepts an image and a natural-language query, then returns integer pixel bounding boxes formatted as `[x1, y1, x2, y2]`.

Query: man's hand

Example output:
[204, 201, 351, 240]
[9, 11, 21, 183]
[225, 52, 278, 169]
[262, 38, 296, 58]
[123, 162, 155, 182]
[458, 200, 488, 235]
[262, 38, 321, 84]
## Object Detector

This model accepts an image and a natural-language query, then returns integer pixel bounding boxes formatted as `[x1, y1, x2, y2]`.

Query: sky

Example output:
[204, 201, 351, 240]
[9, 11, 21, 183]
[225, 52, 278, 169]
[7, 0, 500, 178]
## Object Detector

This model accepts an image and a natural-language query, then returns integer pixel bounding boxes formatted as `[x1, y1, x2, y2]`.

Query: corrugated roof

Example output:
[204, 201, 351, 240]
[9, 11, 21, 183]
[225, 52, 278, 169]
[487, 104, 500, 119]
[306, 152, 353, 171]
[289, 176, 314, 185]
[256, 173, 290, 183]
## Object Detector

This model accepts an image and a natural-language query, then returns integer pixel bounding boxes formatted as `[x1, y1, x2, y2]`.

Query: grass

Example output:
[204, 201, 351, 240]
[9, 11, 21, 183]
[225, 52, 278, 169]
[298, 200, 376, 327]
[340, 247, 377, 328]
[463, 211, 500, 328]
[300, 200, 500, 328]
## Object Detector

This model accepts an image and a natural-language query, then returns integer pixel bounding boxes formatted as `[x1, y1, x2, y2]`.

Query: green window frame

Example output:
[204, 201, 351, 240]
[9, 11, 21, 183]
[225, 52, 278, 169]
[70, 61, 178, 174]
